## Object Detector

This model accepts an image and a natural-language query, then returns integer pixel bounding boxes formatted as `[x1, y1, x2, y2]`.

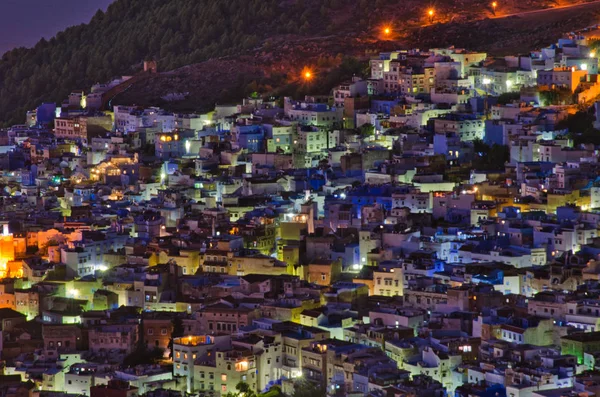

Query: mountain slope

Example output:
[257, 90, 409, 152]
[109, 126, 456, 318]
[0, 0, 598, 126]
[113, 2, 600, 113]
[0, 0, 336, 126]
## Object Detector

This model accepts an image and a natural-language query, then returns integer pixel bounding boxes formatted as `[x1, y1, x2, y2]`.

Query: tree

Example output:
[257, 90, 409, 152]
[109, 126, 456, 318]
[471, 139, 509, 171]
[225, 382, 257, 397]
[555, 109, 600, 146]
[0, 0, 334, 126]
[167, 316, 185, 358]
[261, 385, 284, 397]
[539, 88, 574, 106]
[556, 109, 596, 134]
[359, 123, 375, 138]
[291, 381, 326, 397]
[122, 346, 164, 367]
[472, 138, 487, 154]
[496, 92, 520, 105]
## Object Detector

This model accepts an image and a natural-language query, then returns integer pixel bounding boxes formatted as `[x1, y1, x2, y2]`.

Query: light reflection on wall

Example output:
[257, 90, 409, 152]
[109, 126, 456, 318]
[0, 225, 21, 279]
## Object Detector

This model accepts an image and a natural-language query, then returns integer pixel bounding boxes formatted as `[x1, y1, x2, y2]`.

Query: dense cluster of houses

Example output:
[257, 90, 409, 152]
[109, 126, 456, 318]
[6, 21, 600, 397]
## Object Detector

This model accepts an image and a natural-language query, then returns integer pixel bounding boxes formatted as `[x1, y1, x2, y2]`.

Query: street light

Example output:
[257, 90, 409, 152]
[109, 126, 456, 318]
[492, 1, 497, 14]
[428, 8, 435, 23]
[482, 77, 491, 94]
[302, 68, 313, 81]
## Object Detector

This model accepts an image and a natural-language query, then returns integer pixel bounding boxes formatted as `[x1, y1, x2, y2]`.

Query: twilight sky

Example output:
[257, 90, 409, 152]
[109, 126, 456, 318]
[0, 0, 114, 55]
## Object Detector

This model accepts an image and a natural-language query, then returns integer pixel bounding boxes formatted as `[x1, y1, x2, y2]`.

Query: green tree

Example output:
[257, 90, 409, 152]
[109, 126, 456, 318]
[556, 109, 595, 134]
[261, 386, 283, 397]
[496, 92, 520, 105]
[472, 139, 509, 171]
[225, 382, 257, 397]
[291, 381, 326, 397]
[0, 0, 334, 126]
[359, 123, 375, 138]
[123, 346, 164, 367]
[167, 316, 185, 358]
[539, 88, 574, 106]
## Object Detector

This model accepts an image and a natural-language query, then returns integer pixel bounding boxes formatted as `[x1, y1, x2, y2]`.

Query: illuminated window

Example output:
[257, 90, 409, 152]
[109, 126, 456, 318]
[221, 374, 227, 381]
[235, 361, 249, 371]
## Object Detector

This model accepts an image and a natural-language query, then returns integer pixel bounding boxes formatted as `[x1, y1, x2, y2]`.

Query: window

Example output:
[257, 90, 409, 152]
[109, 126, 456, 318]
[221, 374, 227, 382]
[148, 329, 154, 335]
[161, 328, 167, 335]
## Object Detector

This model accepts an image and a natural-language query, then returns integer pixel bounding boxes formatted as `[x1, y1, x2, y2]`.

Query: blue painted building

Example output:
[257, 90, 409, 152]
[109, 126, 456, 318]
[234, 125, 265, 153]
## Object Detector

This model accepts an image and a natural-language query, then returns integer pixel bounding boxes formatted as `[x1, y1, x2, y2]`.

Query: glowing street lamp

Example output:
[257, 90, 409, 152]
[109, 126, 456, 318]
[492, 1, 497, 14]
[303, 69, 313, 81]
[482, 77, 491, 94]
[301, 66, 316, 84]
[383, 26, 391, 36]
[428, 8, 435, 23]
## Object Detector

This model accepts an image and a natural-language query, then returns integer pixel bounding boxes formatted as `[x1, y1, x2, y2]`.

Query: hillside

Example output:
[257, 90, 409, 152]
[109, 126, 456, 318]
[113, 2, 600, 113]
[0, 0, 599, 125]
[0, 0, 336, 126]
